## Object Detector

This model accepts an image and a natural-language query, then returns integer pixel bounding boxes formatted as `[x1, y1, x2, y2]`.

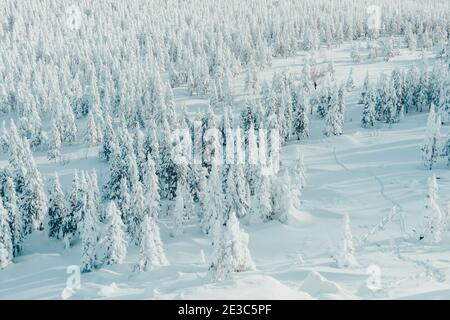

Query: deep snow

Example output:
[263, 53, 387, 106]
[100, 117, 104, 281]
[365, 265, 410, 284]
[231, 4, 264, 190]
[1, 43, 450, 300]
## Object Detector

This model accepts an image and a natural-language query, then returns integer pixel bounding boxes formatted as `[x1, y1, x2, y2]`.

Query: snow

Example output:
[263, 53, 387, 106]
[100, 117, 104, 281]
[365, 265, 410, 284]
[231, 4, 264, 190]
[1, 33, 450, 299]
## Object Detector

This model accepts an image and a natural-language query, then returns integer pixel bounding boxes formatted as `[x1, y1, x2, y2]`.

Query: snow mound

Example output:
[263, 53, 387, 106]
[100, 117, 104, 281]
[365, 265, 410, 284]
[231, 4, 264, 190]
[173, 275, 312, 300]
[300, 271, 343, 297]
[356, 284, 388, 299]
[97, 283, 144, 298]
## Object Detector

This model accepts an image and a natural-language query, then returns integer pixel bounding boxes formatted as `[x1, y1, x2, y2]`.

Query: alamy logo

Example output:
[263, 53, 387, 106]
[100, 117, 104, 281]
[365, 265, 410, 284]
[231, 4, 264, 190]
[367, 5, 381, 32]
[65, 5, 82, 31]
[61, 265, 81, 300]
[366, 264, 382, 291]
[171, 122, 280, 176]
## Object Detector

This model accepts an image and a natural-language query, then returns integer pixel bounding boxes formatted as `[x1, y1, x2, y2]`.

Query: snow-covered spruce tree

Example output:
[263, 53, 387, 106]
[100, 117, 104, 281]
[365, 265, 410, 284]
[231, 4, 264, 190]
[201, 161, 224, 234]
[345, 68, 355, 92]
[421, 174, 443, 243]
[361, 85, 377, 128]
[443, 129, 450, 165]
[104, 141, 125, 200]
[335, 213, 359, 268]
[246, 123, 260, 196]
[128, 180, 146, 245]
[47, 173, 65, 240]
[384, 79, 398, 125]
[4, 175, 23, 257]
[62, 99, 77, 144]
[244, 59, 259, 94]
[171, 181, 186, 237]
[136, 215, 169, 272]
[63, 171, 83, 246]
[118, 177, 131, 226]
[251, 173, 273, 223]
[421, 105, 442, 170]
[292, 95, 310, 140]
[88, 169, 101, 219]
[84, 112, 101, 147]
[271, 169, 292, 223]
[0, 120, 9, 153]
[102, 202, 128, 265]
[159, 121, 178, 200]
[98, 112, 116, 162]
[48, 119, 61, 161]
[80, 194, 100, 273]
[324, 97, 343, 136]
[0, 198, 13, 269]
[143, 157, 160, 219]
[19, 158, 48, 235]
[359, 72, 370, 104]
[291, 150, 306, 209]
[209, 212, 255, 282]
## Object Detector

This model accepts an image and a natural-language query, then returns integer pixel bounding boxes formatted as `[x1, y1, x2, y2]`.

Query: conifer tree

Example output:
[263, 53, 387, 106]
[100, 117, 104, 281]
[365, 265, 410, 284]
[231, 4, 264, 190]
[48, 119, 61, 161]
[335, 213, 359, 268]
[80, 194, 99, 273]
[47, 173, 66, 240]
[361, 86, 377, 128]
[421, 106, 441, 170]
[0, 198, 13, 269]
[136, 215, 169, 271]
[422, 174, 443, 243]
[293, 95, 310, 139]
[103, 202, 127, 265]
[4, 175, 22, 257]
[345, 68, 355, 92]
[210, 212, 255, 281]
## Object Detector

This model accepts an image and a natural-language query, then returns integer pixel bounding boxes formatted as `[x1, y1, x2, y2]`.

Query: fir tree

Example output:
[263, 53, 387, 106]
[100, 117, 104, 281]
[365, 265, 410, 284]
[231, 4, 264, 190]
[345, 68, 355, 92]
[80, 194, 99, 273]
[335, 213, 359, 268]
[103, 202, 128, 265]
[361, 86, 377, 128]
[421, 106, 441, 170]
[292, 95, 310, 140]
[421, 174, 443, 243]
[4, 175, 22, 257]
[48, 119, 61, 161]
[47, 173, 66, 240]
[136, 215, 169, 271]
[0, 198, 13, 269]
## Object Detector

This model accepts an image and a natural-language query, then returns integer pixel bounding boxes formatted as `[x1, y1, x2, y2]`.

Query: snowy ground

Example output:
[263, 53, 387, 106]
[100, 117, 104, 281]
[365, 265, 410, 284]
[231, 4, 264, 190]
[1, 43, 449, 300]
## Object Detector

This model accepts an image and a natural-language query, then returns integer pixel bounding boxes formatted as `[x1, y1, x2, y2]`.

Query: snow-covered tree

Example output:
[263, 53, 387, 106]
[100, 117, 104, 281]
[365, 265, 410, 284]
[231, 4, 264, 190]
[47, 173, 65, 240]
[251, 174, 273, 223]
[4, 175, 22, 257]
[421, 174, 443, 243]
[345, 68, 355, 92]
[324, 98, 343, 136]
[291, 150, 306, 209]
[80, 194, 100, 273]
[0, 198, 13, 269]
[84, 112, 101, 147]
[143, 158, 160, 219]
[136, 215, 169, 271]
[102, 202, 127, 265]
[292, 95, 310, 140]
[48, 119, 61, 161]
[201, 163, 224, 234]
[361, 86, 377, 128]
[128, 180, 146, 245]
[210, 212, 255, 281]
[421, 106, 442, 170]
[335, 213, 359, 268]
[98, 113, 116, 162]
[19, 161, 48, 235]
[272, 169, 292, 223]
